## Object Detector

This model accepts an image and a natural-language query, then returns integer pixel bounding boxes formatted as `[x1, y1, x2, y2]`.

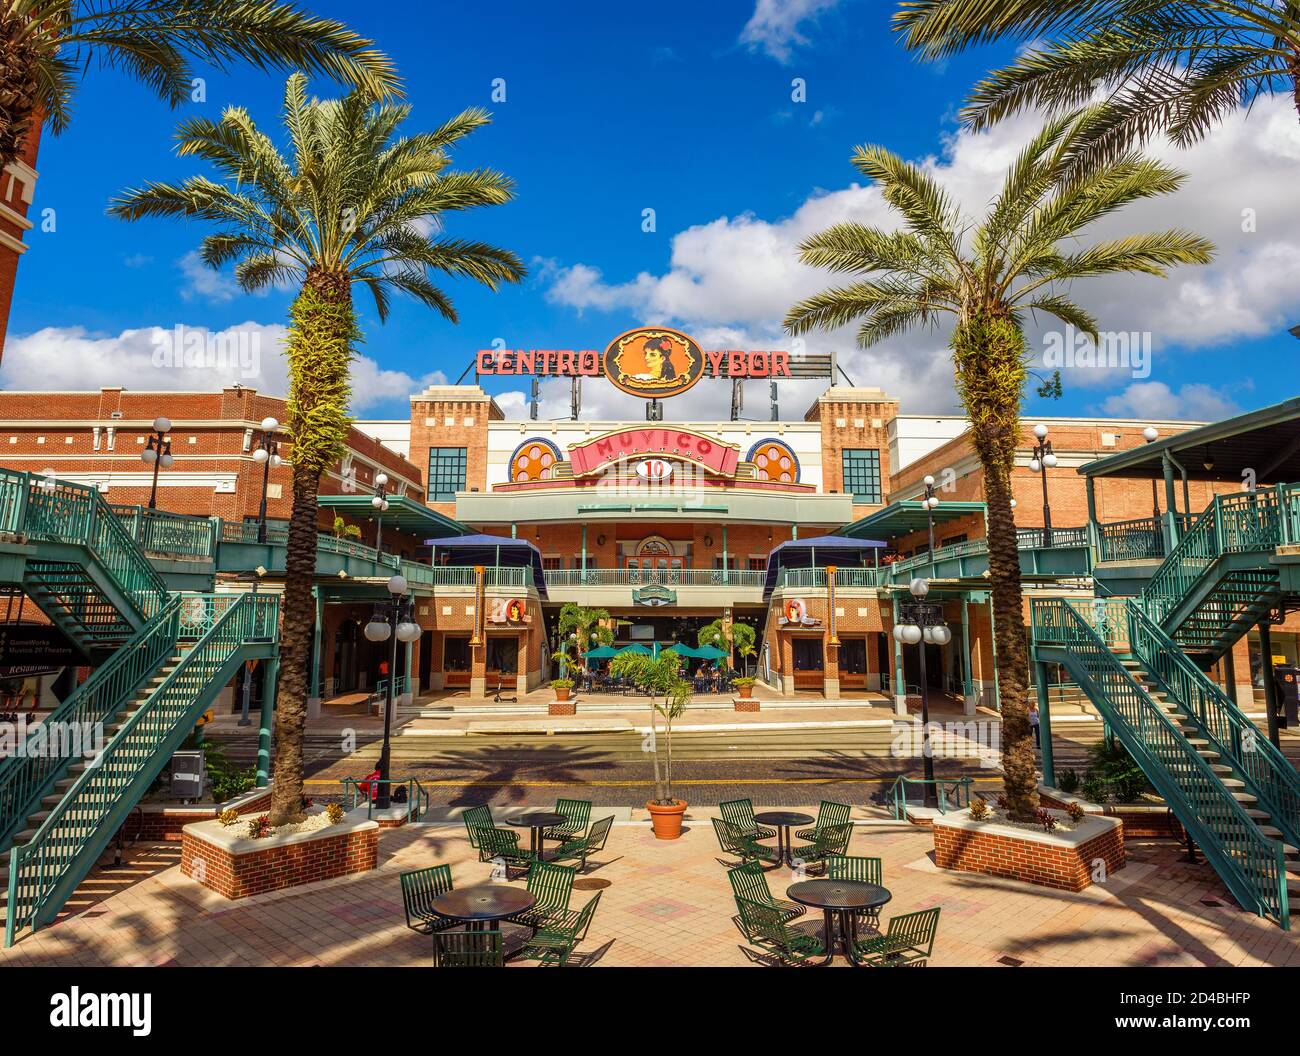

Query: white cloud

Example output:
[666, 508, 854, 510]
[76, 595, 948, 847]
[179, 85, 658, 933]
[178, 250, 240, 303]
[543, 95, 1300, 417]
[1098, 382, 1241, 422]
[0, 322, 441, 413]
[739, 0, 844, 63]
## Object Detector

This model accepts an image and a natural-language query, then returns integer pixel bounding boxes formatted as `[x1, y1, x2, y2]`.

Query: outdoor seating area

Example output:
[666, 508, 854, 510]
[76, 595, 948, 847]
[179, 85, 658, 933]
[717, 799, 940, 966]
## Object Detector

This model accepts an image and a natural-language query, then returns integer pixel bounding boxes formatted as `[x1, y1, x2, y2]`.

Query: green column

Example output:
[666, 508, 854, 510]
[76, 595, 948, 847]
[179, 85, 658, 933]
[309, 587, 323, 702]
[1035, 660, 1055, 789]
[960, 598, 973, 708]
[1162, 453, 1179, 549]
[722, 525, 729, 584]
[256, 656, 279, 788]
[988, 595, 1000, 711]
[891, 593, 904, 708]
[581, 524, 587, 572]
[404, 620, 414, 698]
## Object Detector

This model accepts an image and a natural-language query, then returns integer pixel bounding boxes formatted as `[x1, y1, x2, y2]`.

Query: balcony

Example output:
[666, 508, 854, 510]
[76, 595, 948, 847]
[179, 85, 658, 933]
[543, 566, 767, 607]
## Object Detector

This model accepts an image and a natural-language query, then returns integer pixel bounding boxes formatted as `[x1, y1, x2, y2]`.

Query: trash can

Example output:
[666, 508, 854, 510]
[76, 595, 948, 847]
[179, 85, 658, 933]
[1273, 665, 1300, 729]
[170, 749, 206, 801]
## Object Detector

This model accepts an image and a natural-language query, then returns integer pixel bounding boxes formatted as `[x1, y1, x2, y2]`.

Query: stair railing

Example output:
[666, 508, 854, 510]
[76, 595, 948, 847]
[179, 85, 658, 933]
[4, 592, 279, 946]
[1032, 598, 1289, 928]
[1126, 599, 1300, 850]
[0, 595, 183, 848]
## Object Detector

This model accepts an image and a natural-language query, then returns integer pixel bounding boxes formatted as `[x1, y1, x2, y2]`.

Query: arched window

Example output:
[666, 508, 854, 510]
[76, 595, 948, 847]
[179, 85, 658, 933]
[747, 439, 800, 484]
[508, 438, 562, 482]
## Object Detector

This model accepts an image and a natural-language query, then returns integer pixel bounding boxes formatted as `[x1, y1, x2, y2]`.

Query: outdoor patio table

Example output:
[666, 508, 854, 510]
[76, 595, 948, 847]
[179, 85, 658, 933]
[754, 810, 815, 867]
[430, 884, 537, 933]
[786, 879, 891, 966]
[507, 811, 568, 859]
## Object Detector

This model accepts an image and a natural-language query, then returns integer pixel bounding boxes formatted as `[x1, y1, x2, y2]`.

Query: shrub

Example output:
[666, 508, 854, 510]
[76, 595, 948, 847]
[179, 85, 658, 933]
[1036, 808, 1057, 832]
[1065, 801, 1086, 824]
[550, 678, 574, 690]
[246, 814, 271, 839]
[995, 793, 1009, 811]
[1087, 738, 1150, 802]
[732, 676, 756, 687]
[1080, 771, 1109, 804]
[1057, 768, 1080, 794]
[968, 797, 990, 821]
[202, 740, 256, 803]
[326, 802, 346, 824]
[217, 808, 239, 827]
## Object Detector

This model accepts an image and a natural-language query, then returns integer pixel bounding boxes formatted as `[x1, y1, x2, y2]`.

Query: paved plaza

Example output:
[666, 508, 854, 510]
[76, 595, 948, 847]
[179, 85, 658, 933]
[3, 814, 1297, 968]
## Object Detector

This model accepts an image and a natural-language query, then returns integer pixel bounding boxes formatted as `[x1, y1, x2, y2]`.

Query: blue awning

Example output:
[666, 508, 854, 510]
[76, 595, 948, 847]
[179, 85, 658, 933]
[762, 535, 887, 599]
[424, 533, 548, 598]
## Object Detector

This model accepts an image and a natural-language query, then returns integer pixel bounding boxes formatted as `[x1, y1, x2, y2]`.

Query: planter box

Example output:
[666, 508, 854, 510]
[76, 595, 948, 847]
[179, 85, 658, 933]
[933, 807, 1124, 892]
[118, 786, 273, 843]
[181, 809, 378, 899]
[549, 701, 576, 716]
[1039, 785, 1183, 839]
[733, 697, 760, 713]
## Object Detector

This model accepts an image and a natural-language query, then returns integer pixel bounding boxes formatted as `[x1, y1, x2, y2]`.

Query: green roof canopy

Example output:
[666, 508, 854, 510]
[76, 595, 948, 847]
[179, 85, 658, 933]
[838, 499, 986, 541]
[1078, 396, 1300, 485]
[317, 494, 470, 539]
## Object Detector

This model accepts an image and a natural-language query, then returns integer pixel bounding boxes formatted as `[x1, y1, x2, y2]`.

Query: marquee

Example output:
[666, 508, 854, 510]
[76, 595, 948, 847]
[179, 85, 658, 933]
[568, 427, 740, 478]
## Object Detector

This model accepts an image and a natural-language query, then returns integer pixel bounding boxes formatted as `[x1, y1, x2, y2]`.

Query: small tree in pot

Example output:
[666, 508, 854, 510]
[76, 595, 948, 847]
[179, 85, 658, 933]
[610, 649, 691, 838]
[699, 618, 758, 696]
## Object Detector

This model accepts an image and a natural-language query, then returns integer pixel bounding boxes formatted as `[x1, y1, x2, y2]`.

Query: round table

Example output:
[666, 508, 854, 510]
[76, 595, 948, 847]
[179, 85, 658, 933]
[753, 810, 815, 868]
[507, 811, 568, 860]
[786, 879, 891, 965]
[430, 883, 536, 932]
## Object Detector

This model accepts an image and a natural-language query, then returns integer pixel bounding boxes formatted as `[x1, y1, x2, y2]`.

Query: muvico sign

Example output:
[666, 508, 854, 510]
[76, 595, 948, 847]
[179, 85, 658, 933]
[569, 427, 740, 478]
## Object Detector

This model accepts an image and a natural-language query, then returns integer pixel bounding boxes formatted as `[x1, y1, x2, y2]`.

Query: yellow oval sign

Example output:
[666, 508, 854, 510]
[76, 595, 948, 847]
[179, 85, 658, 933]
[602, 327, 705, 399]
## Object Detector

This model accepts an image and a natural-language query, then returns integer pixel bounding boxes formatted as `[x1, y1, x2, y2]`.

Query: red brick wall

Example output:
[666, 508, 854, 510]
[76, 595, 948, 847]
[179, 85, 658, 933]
[933, 820, 1125, 892]
[181, 823, 378, 899]
[408, 386, 502, 518]
[0, 124, 41, 357]
[123, 789, 273, 842]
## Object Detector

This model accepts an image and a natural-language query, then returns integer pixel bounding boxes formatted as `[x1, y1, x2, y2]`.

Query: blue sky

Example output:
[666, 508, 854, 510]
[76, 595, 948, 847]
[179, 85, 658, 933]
[4, 0, 1297, 423]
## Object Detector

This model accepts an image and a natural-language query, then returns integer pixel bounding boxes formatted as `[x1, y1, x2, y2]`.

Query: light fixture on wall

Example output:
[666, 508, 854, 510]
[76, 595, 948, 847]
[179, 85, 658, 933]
[597, 534, 606, 546]
[704, 534, 713, 547]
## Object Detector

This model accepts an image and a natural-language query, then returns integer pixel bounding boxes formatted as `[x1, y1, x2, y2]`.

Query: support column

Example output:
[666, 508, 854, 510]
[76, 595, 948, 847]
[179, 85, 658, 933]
[961, 599, 976, 715]
[1162, 453, 1179, 551]
[581, 524, 587, 572]
[1231, 634, 1252, 707]
[722, 525, 729, 584]
[1034, 660, 1055, 789]
[823, 632, 840, 701]
[256, 656, 279, 788]
[402, 621, 414, 705]
[1085, 476, 1100, 563]
[1222, 643, 1237, 706]
[891, 593, 907, 716]
[1259, 620, 1281, 748]
[307, 588, 323, 720]
[988, 595, 1000, 711]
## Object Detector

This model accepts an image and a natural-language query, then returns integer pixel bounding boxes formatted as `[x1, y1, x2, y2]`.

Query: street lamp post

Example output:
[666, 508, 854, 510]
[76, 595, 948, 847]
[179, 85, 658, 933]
[893, 577, 952, 809]
[363, 574, 421, 809]
[1142, 425, 1160, 524]
[922, 474, 940, 577]
[140, 416, 173, 509]
[237, 568, 264, 726]
[1029, 424, 1058, 547]
[371, 473, 390, 554]
[251, 417, 282, 543]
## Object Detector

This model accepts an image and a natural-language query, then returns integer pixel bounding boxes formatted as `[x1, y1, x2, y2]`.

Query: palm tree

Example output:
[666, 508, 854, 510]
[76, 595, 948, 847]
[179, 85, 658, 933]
[0, 0, 399, 171]
[556, 602, 613, 666]
[784, 108, 1214, 819]
[697, 617, 756, 674]
[111, 75, 525, 824]
[609, 650, 689, 804]
[893, 0, 1300, 165]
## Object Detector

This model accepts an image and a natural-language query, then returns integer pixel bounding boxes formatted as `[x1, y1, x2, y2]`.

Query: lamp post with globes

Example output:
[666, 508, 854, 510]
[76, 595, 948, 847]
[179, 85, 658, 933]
[921, 474, 941, 577]
[372, 473, 390, 554]
[140, 417, 173, 509]
[1028, 424, 1058, 547]
[364, 575, 421, 809]
[893, 577, 952, 808]
[251, 417, 282, 543]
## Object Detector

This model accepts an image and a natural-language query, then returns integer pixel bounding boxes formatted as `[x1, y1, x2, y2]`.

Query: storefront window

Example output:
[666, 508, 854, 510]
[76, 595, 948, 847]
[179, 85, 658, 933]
[443, 636, 470, 672]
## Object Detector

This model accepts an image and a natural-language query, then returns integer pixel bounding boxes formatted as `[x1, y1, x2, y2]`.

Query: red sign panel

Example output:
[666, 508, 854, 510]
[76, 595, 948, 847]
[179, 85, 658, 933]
[568, 428, 740, 478]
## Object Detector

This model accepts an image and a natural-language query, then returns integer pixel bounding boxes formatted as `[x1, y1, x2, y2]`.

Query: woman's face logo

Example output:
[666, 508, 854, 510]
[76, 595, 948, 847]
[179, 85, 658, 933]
[603, 327, 704, 399]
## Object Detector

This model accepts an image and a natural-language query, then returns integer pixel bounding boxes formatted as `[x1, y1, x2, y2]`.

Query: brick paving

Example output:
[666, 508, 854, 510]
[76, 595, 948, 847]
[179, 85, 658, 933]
[3, 818, 1298, 967]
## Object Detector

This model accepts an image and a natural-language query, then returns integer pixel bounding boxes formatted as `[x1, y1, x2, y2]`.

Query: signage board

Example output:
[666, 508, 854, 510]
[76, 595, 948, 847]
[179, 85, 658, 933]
[569, 427, 740, 478]
[0, 624, 81, 669]
[633, 585, 677, 607]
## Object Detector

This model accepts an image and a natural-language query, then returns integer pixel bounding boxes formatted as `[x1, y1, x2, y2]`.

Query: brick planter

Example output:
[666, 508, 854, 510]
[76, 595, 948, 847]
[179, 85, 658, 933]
[549, 701, 576, 716]
[933, 808, 1124, 892]
[733, 696, 760, 713]
[1039, 786, 1183, 839]
[121, 786, 272, 843]
[181, 810, 379, 900]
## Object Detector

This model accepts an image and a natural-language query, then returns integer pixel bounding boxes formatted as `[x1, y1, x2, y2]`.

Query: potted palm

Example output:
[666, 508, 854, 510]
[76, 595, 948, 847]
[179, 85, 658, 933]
[609, 650, 690, 838]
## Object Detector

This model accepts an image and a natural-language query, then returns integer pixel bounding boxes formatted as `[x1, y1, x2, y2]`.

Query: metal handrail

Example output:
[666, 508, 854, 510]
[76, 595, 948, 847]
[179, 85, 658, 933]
[1032, 597, 1288, 929]
[340, 776, 430, 824]
[109, 503, 217, 560]
[889, 775, 973, 820]
[546, 567, 766, 588]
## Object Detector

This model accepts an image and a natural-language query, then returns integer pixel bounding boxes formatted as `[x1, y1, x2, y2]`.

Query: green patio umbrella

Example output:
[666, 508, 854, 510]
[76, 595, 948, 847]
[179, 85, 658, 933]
[617, 643, 653, 655]
[695, 644, 728, 660]
[585, 645, 619, 658]
[664, 643, 698, 657]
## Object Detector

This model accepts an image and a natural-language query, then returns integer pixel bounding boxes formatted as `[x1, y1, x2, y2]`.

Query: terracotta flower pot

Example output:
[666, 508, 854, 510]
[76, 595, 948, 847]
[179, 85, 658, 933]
[737, 682, 754, 699]
[554, 686, 571, 702]
[646, 799, 688, 840]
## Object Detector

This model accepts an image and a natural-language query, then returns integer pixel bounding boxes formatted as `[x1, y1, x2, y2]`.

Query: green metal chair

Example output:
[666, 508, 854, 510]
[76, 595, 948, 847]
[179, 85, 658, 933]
[462, 805, 494, 849]
[790, 823, 853, 869]
[521, 890, 603, 966]
[724, 820, 780, 867]
[544, 798, 592, 842]
[736, 897, 824, 965]
[719, 798, 776, 841]
[726, 861, 804, 935]
[826, 854, 884, 928]
[434, 928, 504, 967]
[507, 860, 577, 931]
[712, 817, 747, 859]
[399, 864, 455, 935]
[795, 800, 852, 842]
[475, 825, 536, 872]
[852, 907, 941, 967]
[551, 815, 614, 872]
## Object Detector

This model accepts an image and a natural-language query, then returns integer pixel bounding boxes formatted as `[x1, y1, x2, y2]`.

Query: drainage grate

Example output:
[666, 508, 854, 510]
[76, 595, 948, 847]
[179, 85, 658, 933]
[997, 955, 1024, 967]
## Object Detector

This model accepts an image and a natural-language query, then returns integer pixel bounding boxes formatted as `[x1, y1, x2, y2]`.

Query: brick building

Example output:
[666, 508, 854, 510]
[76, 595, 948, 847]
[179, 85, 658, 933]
[0, 125, 40, 358]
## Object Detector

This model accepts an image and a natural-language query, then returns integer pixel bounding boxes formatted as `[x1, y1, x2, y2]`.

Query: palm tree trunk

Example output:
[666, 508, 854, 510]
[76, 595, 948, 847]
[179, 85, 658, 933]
[268, 272, 355, 826]
[0, 15, 42, 172]
[953, 311, 1039, 821]
[650, 697, 666, 803]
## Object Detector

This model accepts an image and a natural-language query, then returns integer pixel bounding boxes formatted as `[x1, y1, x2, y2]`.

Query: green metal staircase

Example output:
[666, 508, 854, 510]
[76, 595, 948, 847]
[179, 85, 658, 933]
[1139, 489, 1287, 661]
[2, 592, 278, 946]
[1033, 598, 1293, 929]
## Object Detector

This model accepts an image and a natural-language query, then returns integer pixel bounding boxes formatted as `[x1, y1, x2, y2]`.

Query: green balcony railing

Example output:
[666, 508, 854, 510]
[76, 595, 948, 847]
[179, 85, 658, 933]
[546, 567, 765, 589]
[109, 504, 217, 560]
[1032, 597, 1289, 929]
[1097, 516, 1165, 562]
[775, 566, 880, 590]
[5, 592, 279, 946]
